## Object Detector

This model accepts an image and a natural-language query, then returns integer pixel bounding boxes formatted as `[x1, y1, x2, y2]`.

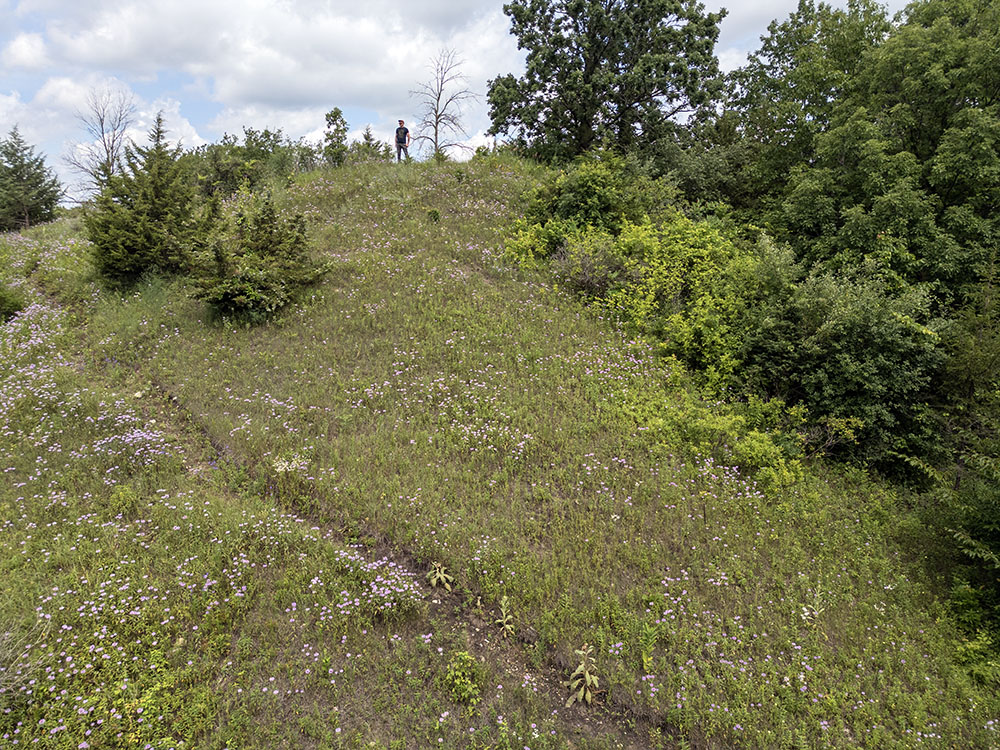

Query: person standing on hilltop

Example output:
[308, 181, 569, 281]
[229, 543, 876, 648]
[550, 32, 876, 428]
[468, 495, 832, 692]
[395, 119, 411, 162]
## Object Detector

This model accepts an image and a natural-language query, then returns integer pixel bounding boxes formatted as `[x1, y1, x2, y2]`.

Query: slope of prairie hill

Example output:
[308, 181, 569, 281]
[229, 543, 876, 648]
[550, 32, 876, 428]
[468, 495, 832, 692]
[1, 158, 997, 749]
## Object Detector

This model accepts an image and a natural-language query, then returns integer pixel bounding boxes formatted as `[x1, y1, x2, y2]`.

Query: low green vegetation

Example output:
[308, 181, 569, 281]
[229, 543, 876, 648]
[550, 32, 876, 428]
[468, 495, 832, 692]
[0, 279, 24, 321]
[3, 152, 999, 748]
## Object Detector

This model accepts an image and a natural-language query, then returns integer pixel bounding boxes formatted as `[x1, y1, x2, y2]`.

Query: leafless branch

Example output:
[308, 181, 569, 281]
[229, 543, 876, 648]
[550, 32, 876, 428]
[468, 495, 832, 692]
[409, 48, 479, 158]
[63, 84, 137, 195]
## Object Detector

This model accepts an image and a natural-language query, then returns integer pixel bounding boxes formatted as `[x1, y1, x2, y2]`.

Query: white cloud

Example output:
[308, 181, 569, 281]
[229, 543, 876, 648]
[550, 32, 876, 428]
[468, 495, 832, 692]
[25, 0, 516, 143]
[0, 90, 28, 132]
[2, 32, 48, 69]
[17, 75, 206, 198]
[45, 3, 231, 75]
[8, 77, 95, 151]
[33, 75, 93, 112]
[717, 46, 751, 74]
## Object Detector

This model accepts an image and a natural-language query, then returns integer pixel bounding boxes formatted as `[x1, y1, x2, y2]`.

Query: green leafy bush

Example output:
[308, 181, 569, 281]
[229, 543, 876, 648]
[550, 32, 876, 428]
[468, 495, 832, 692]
[185, 126, 319, 198]
[605, 217, 754, 388]
[0, 280, 25, 322]
[443, 650, 482, 706]
[552, 228, 630, 296]
[525, 152, 677, 243]
[504, 217, 582, 266]
[516, 180, 949, 466]
[945, 452, 1000, 625]
[193, 185, 328, 322]
[739, 272, 945, 463]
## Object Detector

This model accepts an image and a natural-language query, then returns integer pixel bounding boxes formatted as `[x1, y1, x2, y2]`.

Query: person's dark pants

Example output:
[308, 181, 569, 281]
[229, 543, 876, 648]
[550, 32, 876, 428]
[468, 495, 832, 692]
[396, 144, 408, 162]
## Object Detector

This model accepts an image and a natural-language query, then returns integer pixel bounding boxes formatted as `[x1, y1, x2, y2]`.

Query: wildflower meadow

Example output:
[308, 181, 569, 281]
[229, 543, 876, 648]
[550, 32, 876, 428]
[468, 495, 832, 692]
[2, 157, 998, 749]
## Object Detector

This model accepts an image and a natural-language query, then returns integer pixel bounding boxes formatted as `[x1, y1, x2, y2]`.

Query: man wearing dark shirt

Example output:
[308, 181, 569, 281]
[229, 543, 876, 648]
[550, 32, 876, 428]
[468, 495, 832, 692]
[395, 120, 411, 162]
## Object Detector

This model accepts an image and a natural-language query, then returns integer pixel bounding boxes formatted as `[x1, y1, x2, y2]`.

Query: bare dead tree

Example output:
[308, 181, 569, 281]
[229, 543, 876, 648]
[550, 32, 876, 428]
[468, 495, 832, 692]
[409, 49, 478, 159]
[64, 85, 137, 195]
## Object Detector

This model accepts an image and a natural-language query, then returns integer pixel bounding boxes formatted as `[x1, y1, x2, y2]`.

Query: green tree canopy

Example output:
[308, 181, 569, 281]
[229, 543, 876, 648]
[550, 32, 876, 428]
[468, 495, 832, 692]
[776, 0, 1000, 298]
[728, 0, 891, 201]
[0, 126, 62, 231]
[487, 0, 725, 161]
[185, 126, 317, 198]
[323, 108, 349, 167]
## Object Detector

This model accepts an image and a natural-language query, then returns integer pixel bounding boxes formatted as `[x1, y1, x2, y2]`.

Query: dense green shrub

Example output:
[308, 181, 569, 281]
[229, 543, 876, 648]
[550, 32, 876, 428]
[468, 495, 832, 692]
[527, 152, 677, 238]
[0, 280, 25, 322]
[504, 152, 680, 270]
[951, 457, 1000, 576]
[193, 186, 328, 322]
[604, 217, 753, 386]
[934, 273, 1000, 613]
[185, 127, 319, 198]
[85, 114, 197, 285]
[512, 193, 948, 464]
[516, 214, 754, 390]
[504, 217, 582, 266]
[755, 274, 944, 463]
[443, 650, 483, 706]
[552, 229, 630, 297]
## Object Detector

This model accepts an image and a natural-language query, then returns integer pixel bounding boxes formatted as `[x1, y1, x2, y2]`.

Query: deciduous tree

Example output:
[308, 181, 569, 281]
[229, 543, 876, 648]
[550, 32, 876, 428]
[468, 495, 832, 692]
[777, 0, 1000, 295]
[727, 0, 890, 202]
[64, 84, 137, 194]
[487, 0, 725, 161]
[323, 108, 349, 167]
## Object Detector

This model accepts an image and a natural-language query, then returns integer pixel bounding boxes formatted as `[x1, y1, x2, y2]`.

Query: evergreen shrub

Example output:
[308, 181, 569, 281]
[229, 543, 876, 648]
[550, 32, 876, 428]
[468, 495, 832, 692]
[0, 127, 62, 232]
[85, 114, 196, 285]
[193, 185, 328, 322]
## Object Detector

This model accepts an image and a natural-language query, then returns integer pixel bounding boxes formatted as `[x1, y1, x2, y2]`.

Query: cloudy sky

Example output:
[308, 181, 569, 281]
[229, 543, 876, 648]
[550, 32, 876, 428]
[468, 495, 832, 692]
[1, 0, 909, 195]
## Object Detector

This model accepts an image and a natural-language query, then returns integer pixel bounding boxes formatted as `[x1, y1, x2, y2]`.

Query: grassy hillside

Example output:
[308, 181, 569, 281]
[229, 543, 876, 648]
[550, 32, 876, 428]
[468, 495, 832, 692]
[2, 156, 998, 749]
